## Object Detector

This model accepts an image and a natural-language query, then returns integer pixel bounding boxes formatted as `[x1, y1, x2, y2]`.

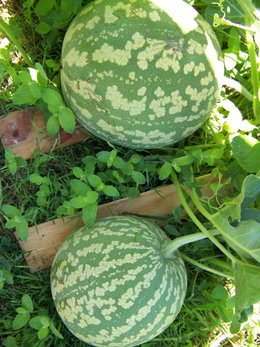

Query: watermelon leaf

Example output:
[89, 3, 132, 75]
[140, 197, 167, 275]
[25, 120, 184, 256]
[231, 261, 260, 333]
[231, 135, 260, 173]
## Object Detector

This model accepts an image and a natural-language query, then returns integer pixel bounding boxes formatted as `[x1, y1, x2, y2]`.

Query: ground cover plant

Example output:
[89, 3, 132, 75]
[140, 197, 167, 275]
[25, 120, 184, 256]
[0, 0, 259, 346]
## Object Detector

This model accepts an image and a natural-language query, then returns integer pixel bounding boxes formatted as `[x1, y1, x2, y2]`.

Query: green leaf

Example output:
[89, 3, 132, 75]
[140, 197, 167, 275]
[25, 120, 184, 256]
[35, 62, 48, 86]
[37, 326, 49, 340]
[5, 148, 15, 162]
[17, 70, 31, 84]
[231, 261, 260, 332]
[129, 154, 142, 164]
[13, 83, 41, 105]
[16, 307, 27, 315]
[5, 149, 17, 175]
[2, 269, 13, 285]
[69, 196, 86, 209]
[132, 171, 146, 185]
[223, 220, 260, 262]
[228, 27, 240, 54]
[97, 151, 110, 163]
[159, 162, 172, 180]
[2, 336, 18, 347]
[87, 174, 102, 188]
[49, 321, 63, 339]
[211, 284, 229, 301]
[231, 135, 260, 173]
[103, 185, 120, 197]
[29, 315, 50, 332]
[15, 216, 29, 241]
[45, 59, 60, 72]
[22, 294, 34, 313]
[35, 0, 55, 16]
[12, 312, 30, 330]
[83, 155, 96, 174]
[41, 88, 63, 113]
[35, 22, 52, 35]
[1, 205, 21, 217]
[202, 147, 224, 166]
[29, 316, 44, 330]
[210, 175, 260, 262]
[82, 203, 97, 226]
[70, 179, 90, 196]
[29, 173, 44, 185]
[86, 191, 99, 204]
[7, 160, 17, 175]
[15, 156, 27, 170]
[225, 175, 260, 221]
[40, 316, 50, 328]
[5, 219, 16, 229]
[58, 107, 76, 134]
[72, 167, 84, 178]
[47, 115, 60, 138]
[107, 149, 118, 168]
[112, 156, 126, 169]
[126, 187, 140, 198]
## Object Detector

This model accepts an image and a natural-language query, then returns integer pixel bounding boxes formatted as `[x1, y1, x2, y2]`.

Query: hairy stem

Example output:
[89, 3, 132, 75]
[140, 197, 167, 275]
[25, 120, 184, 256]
[245, 25, 260, 124]
[235, 0, 259, 25]
[171, 171, 238, 264]
[180, 252, 234, 280]
[162, 230, 219, 258]
[223, 76, 254, 101]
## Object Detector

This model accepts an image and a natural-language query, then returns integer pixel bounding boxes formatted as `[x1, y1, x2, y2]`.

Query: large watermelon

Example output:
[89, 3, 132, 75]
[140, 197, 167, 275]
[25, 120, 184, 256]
[51, 216, 187, 347]
[61, 0, 224, 149]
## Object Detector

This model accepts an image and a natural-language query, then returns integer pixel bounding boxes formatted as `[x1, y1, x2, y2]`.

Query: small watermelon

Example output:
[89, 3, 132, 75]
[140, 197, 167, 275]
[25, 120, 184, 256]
[51, 216, 187, 347]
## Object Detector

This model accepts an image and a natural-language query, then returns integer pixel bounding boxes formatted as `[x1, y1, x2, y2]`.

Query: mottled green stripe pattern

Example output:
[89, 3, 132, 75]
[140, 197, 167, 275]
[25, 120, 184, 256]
[61, 0, 223, 149]
[51, 216, 187, 347]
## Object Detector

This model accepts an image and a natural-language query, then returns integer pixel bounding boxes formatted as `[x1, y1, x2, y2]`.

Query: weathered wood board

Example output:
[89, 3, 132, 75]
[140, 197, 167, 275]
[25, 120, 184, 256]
[17, 176, 218, 273]
[0, 108, 88, 159]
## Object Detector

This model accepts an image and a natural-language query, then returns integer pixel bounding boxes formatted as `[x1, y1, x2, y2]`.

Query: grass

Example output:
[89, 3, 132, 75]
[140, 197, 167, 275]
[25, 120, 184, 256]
[0, 0, 260, 346]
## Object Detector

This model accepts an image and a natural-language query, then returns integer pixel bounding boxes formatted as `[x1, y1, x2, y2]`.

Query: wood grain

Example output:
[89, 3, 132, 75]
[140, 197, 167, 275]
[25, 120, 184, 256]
[17, 176, 219, 273]
[0, 108, 88, 159]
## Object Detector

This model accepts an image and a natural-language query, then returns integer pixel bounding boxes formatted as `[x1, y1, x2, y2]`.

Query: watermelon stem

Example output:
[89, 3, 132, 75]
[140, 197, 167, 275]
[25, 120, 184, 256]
[162, 230, 219, 258]
[171, 171, 238, 264]
[223, 77, 253, 102]
[179, 252, 234, 280]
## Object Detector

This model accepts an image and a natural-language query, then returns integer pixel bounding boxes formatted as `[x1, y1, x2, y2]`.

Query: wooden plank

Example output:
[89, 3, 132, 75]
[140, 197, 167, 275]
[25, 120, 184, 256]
[0, 108, 88, 159]
[17, 175, 220, 273]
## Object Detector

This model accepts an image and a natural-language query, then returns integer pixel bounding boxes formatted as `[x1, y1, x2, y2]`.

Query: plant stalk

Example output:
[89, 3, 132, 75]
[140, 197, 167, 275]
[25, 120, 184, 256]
[171, 171, 238, 264]
[245, 24, 260, 124]
[162, 230, 219, 258]
[0, 18, 33, 67]
[179, 252, 234, 280]
[235, 0, 259, 25]
[223, 76, 254, 101]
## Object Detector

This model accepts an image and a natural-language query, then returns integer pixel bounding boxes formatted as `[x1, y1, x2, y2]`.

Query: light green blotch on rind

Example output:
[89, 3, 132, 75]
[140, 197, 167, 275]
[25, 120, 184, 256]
[51, 216, 187, 347]
[61, 0, 223, 149]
